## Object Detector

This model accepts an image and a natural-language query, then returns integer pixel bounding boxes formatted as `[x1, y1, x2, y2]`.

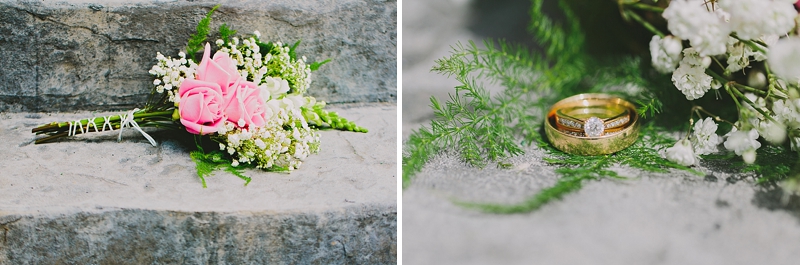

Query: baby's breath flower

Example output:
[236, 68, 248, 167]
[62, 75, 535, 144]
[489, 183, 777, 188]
[662, 139, 698, 166]
[691, 117, 722, 155]
[724, 127, 761, 164]
[672, 65, 711, 100]
[662, 0, 730, 56]
[649, 35, 683, 74]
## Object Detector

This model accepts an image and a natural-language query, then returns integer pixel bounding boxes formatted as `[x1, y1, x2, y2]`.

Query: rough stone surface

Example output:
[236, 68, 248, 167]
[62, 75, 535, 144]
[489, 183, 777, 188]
[0, 0, 396, 112]
[0, 103, 397, 264]
[403, 0, 800, 264]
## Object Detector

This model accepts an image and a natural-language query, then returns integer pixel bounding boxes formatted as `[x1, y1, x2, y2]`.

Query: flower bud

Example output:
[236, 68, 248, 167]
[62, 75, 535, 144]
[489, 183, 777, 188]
[172, 108, 181, 121]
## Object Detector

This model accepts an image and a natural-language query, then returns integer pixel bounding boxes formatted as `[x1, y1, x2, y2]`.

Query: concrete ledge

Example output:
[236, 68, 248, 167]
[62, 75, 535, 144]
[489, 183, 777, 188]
[0, 0, 397, 112]
[0, 103, 397, 263]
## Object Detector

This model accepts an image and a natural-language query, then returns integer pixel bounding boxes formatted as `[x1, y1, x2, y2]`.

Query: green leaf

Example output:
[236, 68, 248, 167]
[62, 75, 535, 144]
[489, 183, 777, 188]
[309, 58, 331, 71]
[288, 40, 301, 60]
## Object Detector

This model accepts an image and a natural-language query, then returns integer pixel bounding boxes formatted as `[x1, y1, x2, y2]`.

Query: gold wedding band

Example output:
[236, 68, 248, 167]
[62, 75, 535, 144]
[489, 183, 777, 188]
[555, 106, 630, 135]
[544, 93, 640, 155]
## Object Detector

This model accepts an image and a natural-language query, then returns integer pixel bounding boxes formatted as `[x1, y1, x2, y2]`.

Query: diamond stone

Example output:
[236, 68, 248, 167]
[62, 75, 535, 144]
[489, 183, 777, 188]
[584, 116, 604, 137]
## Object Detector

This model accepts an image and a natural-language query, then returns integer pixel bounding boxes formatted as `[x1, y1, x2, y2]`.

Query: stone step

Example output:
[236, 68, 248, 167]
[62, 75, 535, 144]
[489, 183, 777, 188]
[0, 0, 397, 112]
[0, 103, 397, 264]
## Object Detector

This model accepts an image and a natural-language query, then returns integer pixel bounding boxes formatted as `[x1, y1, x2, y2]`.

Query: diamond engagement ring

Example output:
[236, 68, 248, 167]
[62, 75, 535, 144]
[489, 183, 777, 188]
[555, 106, 630, 137]
[544, 93, 640, 155]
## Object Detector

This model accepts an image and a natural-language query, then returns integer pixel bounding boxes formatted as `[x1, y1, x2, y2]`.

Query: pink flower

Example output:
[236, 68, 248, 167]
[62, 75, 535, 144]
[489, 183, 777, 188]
[186, 43, 270, 131]
[195, 43, 241, 101]
[225, 78, 269, 129]
[178, 79, 226, 135]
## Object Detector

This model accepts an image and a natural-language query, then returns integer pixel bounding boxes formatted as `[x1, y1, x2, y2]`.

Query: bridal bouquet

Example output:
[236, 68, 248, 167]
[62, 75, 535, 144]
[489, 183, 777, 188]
[31, 6, 366, 187]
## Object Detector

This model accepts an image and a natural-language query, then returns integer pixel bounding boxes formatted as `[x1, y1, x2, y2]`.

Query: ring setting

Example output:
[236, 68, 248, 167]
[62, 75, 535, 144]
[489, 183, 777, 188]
[544, 93, 640, 155]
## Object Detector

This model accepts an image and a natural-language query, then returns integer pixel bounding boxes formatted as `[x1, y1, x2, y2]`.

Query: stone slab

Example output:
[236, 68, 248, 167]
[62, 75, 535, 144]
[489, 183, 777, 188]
[0, 0, 397, 112]
[0, 103, 397, 264]
[402, 0, 800, 264]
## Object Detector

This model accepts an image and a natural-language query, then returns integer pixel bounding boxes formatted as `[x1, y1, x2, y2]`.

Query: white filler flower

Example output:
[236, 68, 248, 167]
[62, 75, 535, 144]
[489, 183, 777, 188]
[724, 128, 761, 164]
[691, 117, 722, 155]
[663, 0, 730, 56]
[719, 0, 797, 40]
[672, 48, 714, 100]
[650, 35, 683, 73]
[768, 37, 800, 84]
[663, 139, 699, 166]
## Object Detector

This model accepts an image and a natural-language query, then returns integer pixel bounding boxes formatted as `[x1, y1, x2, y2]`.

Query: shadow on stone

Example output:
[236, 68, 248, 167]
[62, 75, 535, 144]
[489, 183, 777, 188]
[467, 0, 537, 48]
[752, 187, 800, 222]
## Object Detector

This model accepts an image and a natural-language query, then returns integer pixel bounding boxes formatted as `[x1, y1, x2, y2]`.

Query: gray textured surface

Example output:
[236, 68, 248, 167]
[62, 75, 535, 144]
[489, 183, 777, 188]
[0, 0, 396, 112]
[402, 0, 800, 264]
[0, 103, 397, 263]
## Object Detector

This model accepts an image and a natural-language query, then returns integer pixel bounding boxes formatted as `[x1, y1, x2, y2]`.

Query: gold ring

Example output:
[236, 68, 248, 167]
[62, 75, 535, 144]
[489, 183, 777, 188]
[555, 106, 630, 135]
[544, 93, 640, 155]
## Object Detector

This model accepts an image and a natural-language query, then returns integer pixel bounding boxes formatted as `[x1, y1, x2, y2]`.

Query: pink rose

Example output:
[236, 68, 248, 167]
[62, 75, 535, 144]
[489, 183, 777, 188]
[178, 79, 226, 135]
[225, 78, 269, 129]
[195, 43, 241, 101]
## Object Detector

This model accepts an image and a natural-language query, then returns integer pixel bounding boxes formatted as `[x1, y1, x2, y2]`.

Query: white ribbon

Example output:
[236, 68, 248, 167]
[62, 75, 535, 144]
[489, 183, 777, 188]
[118, 108, 157, 146]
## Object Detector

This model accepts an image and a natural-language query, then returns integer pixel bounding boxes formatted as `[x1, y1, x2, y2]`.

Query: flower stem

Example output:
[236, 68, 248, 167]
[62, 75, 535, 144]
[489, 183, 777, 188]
[31, 109, 175, 144]
[624, 9, 665, 38]
[731, 33, 768, 54]
[623, 2, 665, 13]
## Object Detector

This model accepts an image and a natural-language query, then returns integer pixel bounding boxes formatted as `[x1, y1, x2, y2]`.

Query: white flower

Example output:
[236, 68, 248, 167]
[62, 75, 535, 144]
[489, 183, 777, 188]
[663, 139, 698, 166]
[772, 99, 800, 127]
[263, 77, 290, 95]
[768, 37, 800, 84]
[672, 50, 714, 100]
[253, 30, 261, 39]
[681, 48, 711, 68]
[723, 128, 761, 163]
[662, 0, 730, 56]
[757, 119, 787, 145]
[691, 117, 722, 155]
[254, 138, 267, 149]
[719, 0, 797, 40]
[650, 35, 683, 73]
[726, 38, 750, 73]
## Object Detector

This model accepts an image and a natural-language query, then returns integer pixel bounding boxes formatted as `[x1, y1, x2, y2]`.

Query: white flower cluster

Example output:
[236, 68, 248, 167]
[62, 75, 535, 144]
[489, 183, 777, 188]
[662, 117, 762, 166]
[149, 51, 197, 103]
[656, 0, 797, 100]
[671, 48, 718, 100]
[217, 107, 320, 170]
[216, 36, 312, 95]
[649, 35, 683, 74]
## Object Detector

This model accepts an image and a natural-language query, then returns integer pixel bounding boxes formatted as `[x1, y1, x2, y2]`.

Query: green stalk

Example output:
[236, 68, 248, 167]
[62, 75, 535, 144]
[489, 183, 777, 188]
[731, 34, 768, 54]
[624, 9, 665, 38]
[624, 2, 665, 13]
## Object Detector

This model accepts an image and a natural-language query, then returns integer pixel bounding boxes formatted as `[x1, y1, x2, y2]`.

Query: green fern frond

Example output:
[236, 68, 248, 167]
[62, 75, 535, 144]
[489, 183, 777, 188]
[529, 0, 584, 63]
[187, 4, 219, 62]
[404, 0, 588, 188]
[219, 23, 237, 44]
[190, 149, 253, 188]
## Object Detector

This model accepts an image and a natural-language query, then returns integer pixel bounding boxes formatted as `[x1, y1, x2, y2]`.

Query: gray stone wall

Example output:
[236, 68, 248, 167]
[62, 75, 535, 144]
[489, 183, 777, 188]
[0, 206, 397, 264]
[0, 0, 397, 112]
